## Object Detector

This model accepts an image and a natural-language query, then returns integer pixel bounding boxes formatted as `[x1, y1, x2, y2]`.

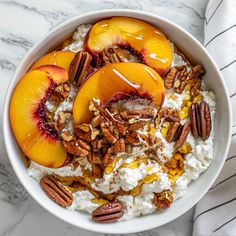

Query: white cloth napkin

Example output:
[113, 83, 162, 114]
[193, 0, 236, 235]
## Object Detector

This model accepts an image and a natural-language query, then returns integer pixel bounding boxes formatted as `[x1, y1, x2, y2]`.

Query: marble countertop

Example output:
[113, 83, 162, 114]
[0, 0, 208, 235]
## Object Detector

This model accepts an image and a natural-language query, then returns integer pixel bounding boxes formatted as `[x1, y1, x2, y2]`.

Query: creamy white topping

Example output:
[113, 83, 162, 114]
[63, 24, 92, 52]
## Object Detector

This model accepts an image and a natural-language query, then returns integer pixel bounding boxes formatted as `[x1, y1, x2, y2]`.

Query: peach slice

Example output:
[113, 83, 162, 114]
[86, 17, 172, 76]
[73, 62, 165, 124]
[10, 65, 68, 168]
[30, 51, 75, 71]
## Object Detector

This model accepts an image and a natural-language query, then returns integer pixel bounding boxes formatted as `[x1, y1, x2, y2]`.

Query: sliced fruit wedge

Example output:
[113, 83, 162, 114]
[86, 17, 172, 76]
[73, 62, 165, 124]
[10, 65, 68, 168]
[30, 51, 75, 71]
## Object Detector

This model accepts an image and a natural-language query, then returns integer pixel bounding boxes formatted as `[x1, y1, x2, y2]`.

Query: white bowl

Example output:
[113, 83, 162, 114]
[3, 9, 232, 234]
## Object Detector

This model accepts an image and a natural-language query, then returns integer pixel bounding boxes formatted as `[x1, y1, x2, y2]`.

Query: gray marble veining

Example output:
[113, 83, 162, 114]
[0, 0, 207, 235]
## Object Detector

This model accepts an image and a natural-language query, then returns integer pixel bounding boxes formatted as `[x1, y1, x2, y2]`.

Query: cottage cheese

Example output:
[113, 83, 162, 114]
[63, 24, 92, 52]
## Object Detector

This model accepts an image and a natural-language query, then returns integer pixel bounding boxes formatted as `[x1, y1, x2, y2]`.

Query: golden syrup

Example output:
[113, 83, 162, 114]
[22, 128, 42, 152]
[179, 106, 189, 120]
[193, 94, 203, 102]
[143, 173, 158, 184]
[105, 193, 116, 201]
[91, 198, 109, 205]
[52, 51, 57, 65]
[161, 121, 170, 138]
[120, 161, 139, 169]
[130, 181, 143, 196]
[104, 156, 120, 174]
[120, 156, 148, 169]
[145, 166, 153, 173]
[179, 142, 192, 154]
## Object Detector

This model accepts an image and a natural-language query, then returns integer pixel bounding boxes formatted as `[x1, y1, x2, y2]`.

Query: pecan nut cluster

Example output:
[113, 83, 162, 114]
[62, 100, 158, 174]
[164, 64, 205, 95]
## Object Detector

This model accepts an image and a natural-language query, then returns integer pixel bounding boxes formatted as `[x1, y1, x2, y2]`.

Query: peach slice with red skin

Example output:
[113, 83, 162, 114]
[73, 62, 165, 124]
[30, 51, 75, 71]
[86, 17, 172, 76]
[10, 65, 68, 168]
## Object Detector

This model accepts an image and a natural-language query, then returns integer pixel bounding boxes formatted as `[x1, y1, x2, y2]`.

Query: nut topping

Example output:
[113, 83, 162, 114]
[69, 51, 92, 85]
[62, 140, 89, 156]
[153, 190, 173, 209]
[164, 66, 188, 93]
[164, 64, 204, 95]
[128, 121, 147, 131]
[190, 101, 211, 140]
[166, 122, 181, 143]
[92, 202, 124, 223]
[164, 67, 178, 89]
[160, 107, 180, 122]
[102, 46, 124, 65]
[200, 101, 212, 140]
[174, 122, 190, 151]
[40, 175, 73, 207]
[188, 65, 205, 97]
[50, 83, 70, 103]
[101, 124, 117, 144]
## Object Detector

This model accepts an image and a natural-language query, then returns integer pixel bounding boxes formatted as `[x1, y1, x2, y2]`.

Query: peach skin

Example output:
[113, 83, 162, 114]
[10, 65, 68, 168]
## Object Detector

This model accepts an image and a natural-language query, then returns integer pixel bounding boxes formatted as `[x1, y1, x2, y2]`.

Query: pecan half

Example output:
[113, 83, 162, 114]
[92, 202, 124, 223]
[40, 175, 73, 207]
[164, 67, 178, 89]
[189, 101, 211, 140]
[200, 101, 212, 140]
[102, 46, 124, 65]
[69, 51, 92, 85]
[189, 103, 201, 138]
[166, 122, 181, 143]
[174, 122, 190, 151]
[153, 190, 173, 209]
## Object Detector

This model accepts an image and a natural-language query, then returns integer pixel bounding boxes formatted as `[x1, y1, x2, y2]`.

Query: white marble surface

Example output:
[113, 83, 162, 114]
[0, 0, 208, 235]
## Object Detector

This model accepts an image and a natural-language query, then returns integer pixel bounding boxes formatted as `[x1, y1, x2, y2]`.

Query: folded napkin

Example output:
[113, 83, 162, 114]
[193, 0, 236, 235]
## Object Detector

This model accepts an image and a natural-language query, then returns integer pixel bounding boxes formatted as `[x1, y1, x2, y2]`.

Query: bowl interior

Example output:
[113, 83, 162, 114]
[3, 10, 232, 234]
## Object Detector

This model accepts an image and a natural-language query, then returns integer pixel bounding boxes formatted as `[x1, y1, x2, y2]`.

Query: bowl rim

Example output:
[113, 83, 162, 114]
[2, 9, 232, 234]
